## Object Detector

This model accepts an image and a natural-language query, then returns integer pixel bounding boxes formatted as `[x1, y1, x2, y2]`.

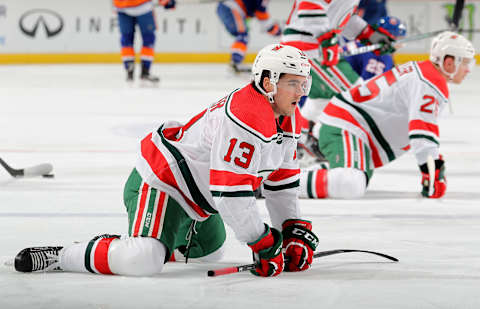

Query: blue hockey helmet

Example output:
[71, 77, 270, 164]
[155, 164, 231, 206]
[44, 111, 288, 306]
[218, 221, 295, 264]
[376, 16, 407, 39]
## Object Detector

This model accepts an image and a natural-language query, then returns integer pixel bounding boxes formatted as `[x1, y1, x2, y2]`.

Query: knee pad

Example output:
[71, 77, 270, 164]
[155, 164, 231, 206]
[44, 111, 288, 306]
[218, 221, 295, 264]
[328, 168, 367, 199]
[108, 237, 166, 276]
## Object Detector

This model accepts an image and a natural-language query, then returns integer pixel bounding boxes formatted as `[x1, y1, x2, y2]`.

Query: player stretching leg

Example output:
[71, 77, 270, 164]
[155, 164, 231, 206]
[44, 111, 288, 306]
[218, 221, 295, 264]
[298, 32, 475, 199]
[15, 44, 318, 277]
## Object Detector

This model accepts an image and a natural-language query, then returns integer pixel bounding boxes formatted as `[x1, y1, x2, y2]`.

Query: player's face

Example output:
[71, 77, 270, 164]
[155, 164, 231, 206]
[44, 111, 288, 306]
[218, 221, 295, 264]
[272, 74, 311, 117]
[451, 57, 475, 84]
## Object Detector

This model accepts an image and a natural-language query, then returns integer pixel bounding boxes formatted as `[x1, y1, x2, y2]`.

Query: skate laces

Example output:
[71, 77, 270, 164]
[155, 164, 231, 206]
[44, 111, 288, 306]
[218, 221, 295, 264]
[30, 249, 61, 272]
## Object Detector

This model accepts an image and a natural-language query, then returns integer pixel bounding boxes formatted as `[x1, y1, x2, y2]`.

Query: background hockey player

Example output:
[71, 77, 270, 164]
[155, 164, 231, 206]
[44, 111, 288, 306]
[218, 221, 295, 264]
[344, 16, 406, 81]
[114, 0, 175, 85]
[216, 0, 282, 73]
[298, 32, 475, 199]
[14, 44, 319, 278]
[281, 0, 397, 123]
[357, 0, 388, 25]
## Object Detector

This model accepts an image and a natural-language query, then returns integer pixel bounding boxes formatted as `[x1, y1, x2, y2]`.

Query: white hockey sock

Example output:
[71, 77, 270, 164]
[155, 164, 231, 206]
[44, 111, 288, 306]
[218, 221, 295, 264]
[327, 168, 367, 199]
[299, 169, 328, 199]
[60, 235, 167, 276]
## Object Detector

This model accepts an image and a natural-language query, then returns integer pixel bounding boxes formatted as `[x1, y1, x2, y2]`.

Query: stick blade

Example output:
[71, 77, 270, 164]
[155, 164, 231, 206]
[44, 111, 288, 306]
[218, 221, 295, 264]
[23, 163, 53, 178]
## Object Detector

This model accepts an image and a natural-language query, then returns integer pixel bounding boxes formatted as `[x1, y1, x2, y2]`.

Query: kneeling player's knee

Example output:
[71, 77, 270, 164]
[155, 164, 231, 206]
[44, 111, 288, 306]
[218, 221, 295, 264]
[328, 168, 367, 199]
[109, 237, 166, 276]
[195, 243, 226, 263]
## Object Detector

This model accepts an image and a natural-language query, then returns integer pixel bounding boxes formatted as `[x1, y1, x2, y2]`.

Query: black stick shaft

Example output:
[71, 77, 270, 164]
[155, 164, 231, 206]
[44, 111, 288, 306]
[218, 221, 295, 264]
[207, 248, 398, 277]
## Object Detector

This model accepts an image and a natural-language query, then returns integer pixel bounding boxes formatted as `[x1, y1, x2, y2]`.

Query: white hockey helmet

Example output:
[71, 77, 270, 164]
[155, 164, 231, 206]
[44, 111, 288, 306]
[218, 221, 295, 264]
[430, 31, 475, 78]
[252, 44, 311, 103]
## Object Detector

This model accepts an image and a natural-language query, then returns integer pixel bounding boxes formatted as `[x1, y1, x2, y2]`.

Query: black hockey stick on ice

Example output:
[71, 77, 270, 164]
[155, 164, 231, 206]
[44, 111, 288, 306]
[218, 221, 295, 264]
[0, 157, 54, 178]
[207, 249, 398, 277]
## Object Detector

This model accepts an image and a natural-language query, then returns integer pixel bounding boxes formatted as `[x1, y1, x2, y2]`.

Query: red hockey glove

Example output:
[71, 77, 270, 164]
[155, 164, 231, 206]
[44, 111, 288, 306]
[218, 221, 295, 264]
[318, 31, 340, 66]
[247, 224, 284, 277]
[267, 22, 282, 36]
[356, 24, 396, 55]
[159, 0, 175, 9]
[419, 156, 447, 198]
[282, 219, 319, 272]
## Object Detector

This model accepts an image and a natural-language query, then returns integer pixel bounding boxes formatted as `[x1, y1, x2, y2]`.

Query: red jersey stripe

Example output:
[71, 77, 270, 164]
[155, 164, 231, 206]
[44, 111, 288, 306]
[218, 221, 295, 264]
[133, 182, 149, 237]
[298, 1, 324, 11]
[267, 169, 300, 182]
[141, 134, 209, 218]
[324, 103, 383, 167]
[210, 169, 261, 189]
[409, 119, 439, 137]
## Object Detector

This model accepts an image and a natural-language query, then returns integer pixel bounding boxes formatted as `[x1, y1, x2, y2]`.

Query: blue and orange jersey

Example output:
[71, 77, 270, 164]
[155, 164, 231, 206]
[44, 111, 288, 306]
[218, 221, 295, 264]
[234, 0, 271, 20]
[113, 0, 151, 9]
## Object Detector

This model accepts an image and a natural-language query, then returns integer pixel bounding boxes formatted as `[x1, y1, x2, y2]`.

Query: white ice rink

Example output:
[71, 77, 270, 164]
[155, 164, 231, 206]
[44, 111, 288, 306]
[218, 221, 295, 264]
[1, 63, 479, 309]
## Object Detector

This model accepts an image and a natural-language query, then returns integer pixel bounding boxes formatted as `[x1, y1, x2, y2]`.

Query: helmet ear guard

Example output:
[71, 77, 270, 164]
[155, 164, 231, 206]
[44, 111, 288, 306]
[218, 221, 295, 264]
[429, 31, 476, 79]
[252, 44, 311, 103]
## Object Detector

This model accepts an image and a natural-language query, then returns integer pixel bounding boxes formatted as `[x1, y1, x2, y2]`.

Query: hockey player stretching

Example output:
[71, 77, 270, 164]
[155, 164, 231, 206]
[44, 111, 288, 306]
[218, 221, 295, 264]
[299, 32, 476, 199]
[15, 44, 319, 277]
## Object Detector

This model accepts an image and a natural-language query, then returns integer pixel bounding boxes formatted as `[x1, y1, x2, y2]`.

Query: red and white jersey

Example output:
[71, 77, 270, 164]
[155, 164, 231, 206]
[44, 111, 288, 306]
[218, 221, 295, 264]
[281, 0, 364, 58]
[136, 84, 302, 243]
[319, 60, 449, 167]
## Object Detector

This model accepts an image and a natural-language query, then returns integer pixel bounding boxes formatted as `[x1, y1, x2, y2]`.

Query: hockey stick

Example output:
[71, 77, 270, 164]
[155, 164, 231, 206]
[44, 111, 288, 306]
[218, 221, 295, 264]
[207, 249, 398, 277]
[0, 157, 54, 178]
[344, 0, 466, 57]
[427, 156, 435, 197]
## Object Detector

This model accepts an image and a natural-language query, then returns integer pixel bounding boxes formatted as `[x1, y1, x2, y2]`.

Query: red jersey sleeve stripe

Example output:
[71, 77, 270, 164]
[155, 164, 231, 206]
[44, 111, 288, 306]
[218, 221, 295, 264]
[210, 169, 261, 189]
[267, 168, 300, 182]
[298, 1, 324, 11]
[409, 119, 439, 137]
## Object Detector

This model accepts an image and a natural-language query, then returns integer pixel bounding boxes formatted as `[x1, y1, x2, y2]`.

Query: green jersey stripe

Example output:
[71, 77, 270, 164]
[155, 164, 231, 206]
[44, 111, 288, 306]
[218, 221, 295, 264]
[211, 191, 255, 197]
[142, 188, 158, 236]
[264, 180, 300, 191]
[306, 171, 314, 198]
[283, 28, 313, 36]
[338, 94, 396, 162]
[298, 13, 327, 18]
[410, 134, 439, 145]
[159, 128, 218, 214]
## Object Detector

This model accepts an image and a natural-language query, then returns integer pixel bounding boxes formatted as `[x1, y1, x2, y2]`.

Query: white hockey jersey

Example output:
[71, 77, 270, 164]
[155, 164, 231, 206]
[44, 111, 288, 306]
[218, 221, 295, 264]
[136, 84, 302, 243]
[319, 60, 449, 167]
[281, 0, 366, 58]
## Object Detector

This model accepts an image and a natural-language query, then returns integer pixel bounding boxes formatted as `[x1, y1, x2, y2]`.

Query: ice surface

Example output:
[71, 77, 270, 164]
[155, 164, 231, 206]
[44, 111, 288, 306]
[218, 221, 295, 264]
[1, 63, 479, 309]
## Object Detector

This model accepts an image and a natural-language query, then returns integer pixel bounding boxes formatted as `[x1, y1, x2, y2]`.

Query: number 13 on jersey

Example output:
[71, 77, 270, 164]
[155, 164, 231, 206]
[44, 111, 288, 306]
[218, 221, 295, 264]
[223, 138, 255, 169]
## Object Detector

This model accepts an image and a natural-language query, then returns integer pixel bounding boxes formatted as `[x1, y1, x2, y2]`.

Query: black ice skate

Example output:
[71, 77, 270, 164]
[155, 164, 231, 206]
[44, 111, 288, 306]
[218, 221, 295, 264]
[126, 62, 134, 83]
[297, 121, 329, 169]
[14, 246, 63, 272]
[140, 65, 159, 87]
[230, 62, 251, 74]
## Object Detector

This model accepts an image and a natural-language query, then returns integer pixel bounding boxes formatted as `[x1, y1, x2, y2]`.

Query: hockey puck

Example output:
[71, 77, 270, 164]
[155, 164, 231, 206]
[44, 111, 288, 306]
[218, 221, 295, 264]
[42, 174, 55, 178]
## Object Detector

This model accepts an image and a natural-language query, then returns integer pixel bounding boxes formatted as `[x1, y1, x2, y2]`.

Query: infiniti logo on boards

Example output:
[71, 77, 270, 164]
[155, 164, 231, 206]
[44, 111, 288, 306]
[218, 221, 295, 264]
[19, 9, 64, 38]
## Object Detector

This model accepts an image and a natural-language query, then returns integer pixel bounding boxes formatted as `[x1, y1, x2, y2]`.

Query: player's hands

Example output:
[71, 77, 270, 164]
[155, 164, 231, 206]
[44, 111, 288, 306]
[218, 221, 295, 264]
[356, 24, 396, 55]
[267, 22, 282, 36]
[419, 155, 447, 198]
[159, 0, 176, 9]
[318, 31, 340, 66]
[282, 219, 319, 272]
[247, 224, 284, 277]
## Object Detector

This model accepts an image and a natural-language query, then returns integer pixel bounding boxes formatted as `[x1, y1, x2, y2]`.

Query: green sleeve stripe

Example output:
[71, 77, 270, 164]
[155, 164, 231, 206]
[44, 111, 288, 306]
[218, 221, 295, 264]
[306, 171, 314, 198]
[264, 180, 300, 191]
[211, 191, 255, 197]
[283, 28, 313, 36]
[298, 13, 327, 18]
[410, 134, 439, 145]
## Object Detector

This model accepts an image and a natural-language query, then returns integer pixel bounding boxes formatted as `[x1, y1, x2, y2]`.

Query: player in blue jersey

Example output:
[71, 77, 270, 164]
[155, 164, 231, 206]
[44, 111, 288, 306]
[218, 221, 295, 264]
[216, 0, 282, 73]
[358, 0, 388, 25]
[344, 16, 407, 81]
